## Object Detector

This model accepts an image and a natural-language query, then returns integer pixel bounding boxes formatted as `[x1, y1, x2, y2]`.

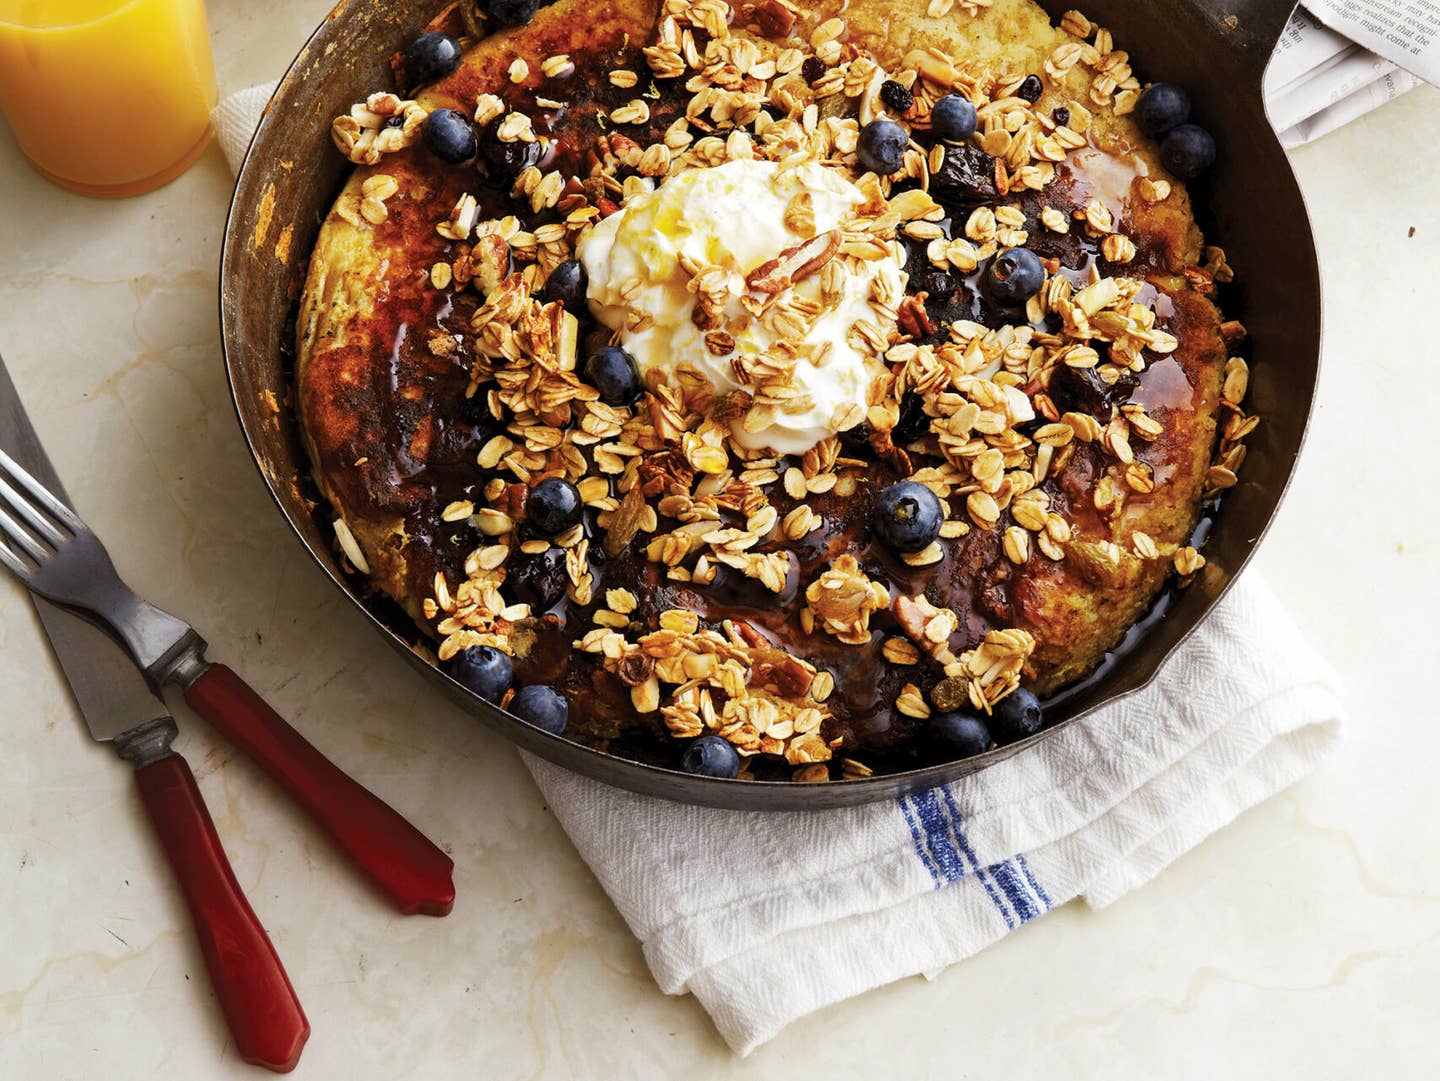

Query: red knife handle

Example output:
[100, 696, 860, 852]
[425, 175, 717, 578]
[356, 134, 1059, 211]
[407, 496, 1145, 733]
[183, 664, 455, 916]
[133, 753, 310, 1073]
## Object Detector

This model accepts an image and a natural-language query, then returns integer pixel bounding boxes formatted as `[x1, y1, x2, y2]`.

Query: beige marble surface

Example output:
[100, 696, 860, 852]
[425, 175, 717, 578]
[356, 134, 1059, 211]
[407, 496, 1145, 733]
[2, 3, 1438, 1077]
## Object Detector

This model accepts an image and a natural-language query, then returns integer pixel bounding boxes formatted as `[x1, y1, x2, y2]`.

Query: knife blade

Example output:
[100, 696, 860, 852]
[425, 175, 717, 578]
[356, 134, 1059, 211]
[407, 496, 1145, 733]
[0, 352, 310, 1071]
[0, 357, 176, 743]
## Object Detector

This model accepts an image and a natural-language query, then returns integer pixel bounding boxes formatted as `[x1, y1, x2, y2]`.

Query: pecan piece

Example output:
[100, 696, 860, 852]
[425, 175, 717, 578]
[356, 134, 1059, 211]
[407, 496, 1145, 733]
[745, 229, 840, 294]
[726, 619, 769, 650]
[751, 649, 813, 699]
[892, 594, 930, 644]
[753, 0, 797, 37]
[1181, 264, 1215, 295]
[896, 295, 935, 339]
[704, 330, 736, 356]
[492, 482, 529, 520]
[607, 132, 643, 168]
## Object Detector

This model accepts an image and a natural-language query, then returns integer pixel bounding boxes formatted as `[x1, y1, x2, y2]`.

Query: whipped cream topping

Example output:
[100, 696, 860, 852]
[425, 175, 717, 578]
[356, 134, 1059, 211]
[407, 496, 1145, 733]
[576, 159, 904, 455]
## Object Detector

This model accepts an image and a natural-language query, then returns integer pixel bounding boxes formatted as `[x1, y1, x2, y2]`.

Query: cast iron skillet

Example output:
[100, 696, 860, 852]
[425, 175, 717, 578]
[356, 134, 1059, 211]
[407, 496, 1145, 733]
[220, 0, 1319, 810]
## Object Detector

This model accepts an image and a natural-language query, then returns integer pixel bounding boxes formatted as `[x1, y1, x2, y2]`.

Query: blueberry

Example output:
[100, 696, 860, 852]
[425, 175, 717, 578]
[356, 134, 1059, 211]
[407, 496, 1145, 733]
[930, 93, 978, 142]
[583, 345, 643, 406]
[857, 119, 909, 176]
[873, 480, 943, 553]
[1160, 123, 1216, 178]
[682, 735, 740, 779]
[450, 645, 513, 703]
[1017, 74, 1043, 103]
[477, 129, 543, 185]
[421, 108, 476, 164]
[879, 79, 915, 114]
[510, 684, 568, 734]
[931, 711, 991, 756]
[988, 247, 1045, 305]
[404, 32, 462, 88]
[526, 477, 582, 536]
[484, 0, 541, 28]
[991, 687, 1043, 742]
[545, 259, 588, 310]
[1135, 83, 1191, 138]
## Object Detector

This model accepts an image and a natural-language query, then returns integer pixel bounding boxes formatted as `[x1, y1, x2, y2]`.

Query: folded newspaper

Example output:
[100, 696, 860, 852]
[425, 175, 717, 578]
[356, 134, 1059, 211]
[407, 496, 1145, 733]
[1272, 3, 1435, 146]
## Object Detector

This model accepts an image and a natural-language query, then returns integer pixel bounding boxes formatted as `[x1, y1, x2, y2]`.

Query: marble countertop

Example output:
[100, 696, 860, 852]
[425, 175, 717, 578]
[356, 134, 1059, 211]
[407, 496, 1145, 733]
[2, 4, 1438, 1077]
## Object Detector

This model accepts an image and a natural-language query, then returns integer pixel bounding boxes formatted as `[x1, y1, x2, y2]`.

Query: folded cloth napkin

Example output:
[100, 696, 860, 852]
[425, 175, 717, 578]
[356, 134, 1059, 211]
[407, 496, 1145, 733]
[213, 75, 1346, 1053]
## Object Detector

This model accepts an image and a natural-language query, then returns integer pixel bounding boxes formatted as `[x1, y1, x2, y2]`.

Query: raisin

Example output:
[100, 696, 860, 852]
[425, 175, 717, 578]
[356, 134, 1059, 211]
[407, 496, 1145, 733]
[891, 392, 931, 446]
[507, 548, 569, 611]
[1050, 360, 1141, 418]
[1053, 106, 1071, 127]
[914, 268, 956, 303]
[928, 144, 998, 208]
[801, 56, 827, 84]
[879, 79, 914, 114]
[1017, 74, 1043, 103]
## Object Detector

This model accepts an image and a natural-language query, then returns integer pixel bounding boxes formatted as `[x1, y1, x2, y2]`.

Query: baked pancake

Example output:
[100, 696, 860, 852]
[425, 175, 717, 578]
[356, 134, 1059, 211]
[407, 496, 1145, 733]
[297, 0, 1251, 778]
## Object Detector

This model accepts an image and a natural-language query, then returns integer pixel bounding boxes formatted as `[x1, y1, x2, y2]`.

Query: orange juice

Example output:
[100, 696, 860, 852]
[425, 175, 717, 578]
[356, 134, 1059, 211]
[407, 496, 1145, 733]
[0, 0, 216, 197]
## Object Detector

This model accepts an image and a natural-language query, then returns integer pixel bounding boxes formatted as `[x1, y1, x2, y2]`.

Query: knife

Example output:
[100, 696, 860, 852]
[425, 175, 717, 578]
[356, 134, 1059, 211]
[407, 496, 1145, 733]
[0, 359, 309, 1073]
[40, 609, 310, 1073]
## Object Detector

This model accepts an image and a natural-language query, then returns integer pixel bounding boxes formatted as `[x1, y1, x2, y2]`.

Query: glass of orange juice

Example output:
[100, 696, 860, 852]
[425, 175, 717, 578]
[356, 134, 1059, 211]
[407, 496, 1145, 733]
[0, 0, 216, 198]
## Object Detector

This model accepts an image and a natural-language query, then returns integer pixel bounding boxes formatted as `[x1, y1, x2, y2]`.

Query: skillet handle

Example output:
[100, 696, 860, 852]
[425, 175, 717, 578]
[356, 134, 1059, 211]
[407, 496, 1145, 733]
[1188, 0, 1299, 75]
[184, 664, 456, 916]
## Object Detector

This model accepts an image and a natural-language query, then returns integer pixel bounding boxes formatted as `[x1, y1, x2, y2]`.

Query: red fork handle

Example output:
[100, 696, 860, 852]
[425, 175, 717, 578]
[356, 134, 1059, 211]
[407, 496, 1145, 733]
[134, 754, 309, 1073]
[183, 664, 456, 916]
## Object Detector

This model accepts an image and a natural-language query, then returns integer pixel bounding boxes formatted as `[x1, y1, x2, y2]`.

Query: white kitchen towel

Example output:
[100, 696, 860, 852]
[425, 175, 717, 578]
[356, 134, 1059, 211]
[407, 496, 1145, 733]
[213, 51, 1348, 1052]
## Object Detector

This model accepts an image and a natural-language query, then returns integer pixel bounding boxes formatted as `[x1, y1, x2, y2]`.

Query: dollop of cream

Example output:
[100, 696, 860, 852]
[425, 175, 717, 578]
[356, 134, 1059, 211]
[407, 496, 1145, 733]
[576, 159, 903, 455]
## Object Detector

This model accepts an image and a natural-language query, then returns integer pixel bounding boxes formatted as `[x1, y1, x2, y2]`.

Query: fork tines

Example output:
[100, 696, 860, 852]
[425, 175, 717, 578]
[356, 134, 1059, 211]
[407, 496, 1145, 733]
[0, 448, 84, 577]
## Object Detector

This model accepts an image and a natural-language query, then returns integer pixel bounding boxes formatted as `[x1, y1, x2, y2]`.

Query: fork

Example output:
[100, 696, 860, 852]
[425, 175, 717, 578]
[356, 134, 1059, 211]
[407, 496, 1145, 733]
[0, 447, 456, 916]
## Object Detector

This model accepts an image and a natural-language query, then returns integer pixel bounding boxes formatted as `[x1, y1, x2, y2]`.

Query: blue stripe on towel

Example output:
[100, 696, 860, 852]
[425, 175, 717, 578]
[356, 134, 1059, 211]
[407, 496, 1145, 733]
[898, 786, 1054, 927]
[986, 858, 1041, 923]
[1017, 854, 1052, 911]
[909, 788, 969, 885]
[896, 795, 944, 889]
[936, 787, 1051, 924]
[935, 786, 1015, 929]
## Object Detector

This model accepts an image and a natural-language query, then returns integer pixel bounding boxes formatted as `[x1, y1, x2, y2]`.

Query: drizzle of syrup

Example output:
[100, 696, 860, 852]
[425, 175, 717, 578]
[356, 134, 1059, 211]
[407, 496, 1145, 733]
[1130, 356, 1196, 414]
[1067, 147, 1149, 221]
